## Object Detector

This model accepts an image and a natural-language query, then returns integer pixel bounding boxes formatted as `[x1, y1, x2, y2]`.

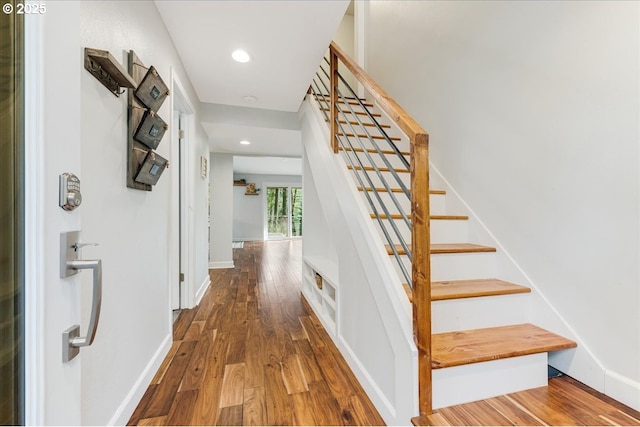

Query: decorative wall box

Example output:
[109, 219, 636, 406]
[127, 51, 170, 191]
[84, 48, 136, 97]
[245, 183, 259, 195]
[134, 110, 168, 150]
[135, 66, 169, 112]
[134, 151, 168, 186]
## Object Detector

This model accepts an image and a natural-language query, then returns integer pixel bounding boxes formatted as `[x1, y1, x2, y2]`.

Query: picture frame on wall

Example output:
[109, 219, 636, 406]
[201, 156, 207, 178]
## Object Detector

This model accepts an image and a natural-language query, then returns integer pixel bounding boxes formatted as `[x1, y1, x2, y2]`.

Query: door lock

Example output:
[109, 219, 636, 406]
[59, 172, 82, 211]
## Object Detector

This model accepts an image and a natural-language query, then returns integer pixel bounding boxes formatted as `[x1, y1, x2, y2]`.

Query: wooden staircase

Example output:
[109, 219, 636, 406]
[310, 42, 576, 420]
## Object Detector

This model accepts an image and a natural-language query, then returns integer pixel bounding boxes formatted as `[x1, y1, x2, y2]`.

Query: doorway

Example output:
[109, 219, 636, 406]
[265, 186, 303, 240]
[0, 3, 24, 424]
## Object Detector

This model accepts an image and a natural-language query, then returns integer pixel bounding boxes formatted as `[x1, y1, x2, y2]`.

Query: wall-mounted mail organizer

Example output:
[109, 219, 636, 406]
[126, 50, 170, 191]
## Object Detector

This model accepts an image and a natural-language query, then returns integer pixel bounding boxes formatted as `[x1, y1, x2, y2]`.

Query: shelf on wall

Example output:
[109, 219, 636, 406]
[303, 255, 338, 286]
[302, 257, 339, 339]
[84, 48, 137, 97]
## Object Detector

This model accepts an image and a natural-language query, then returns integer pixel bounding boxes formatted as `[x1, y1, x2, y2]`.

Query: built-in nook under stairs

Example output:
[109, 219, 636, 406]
[308, 44, 576, 419]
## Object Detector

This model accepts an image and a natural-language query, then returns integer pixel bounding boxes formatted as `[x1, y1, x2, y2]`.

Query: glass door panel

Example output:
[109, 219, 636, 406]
[290, 187, 303, 238]
[267, 187, 289, 240]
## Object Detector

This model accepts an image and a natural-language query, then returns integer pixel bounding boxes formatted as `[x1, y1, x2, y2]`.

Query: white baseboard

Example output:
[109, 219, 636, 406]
[209, 261, 234, 269]
[605, 370, 640, 411]
[232, 236, 263, 242]
[195, 275, 211, 305]
[337, 336, 400, 425]
[108, 334, 172, 426]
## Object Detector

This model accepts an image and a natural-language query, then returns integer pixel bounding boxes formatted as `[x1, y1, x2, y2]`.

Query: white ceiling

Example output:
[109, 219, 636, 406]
[202, 122, 301, 157]
[155, 0, 350, 112]
[233, 156, 302, 176]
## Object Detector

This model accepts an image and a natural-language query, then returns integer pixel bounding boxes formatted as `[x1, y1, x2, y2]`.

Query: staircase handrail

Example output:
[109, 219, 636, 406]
[327, 41, 434, 416]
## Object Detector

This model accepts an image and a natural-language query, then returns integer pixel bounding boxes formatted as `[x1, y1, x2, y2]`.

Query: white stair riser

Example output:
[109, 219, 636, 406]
[373, 218, 469, 244]
[433, 353, 548, 409]
[393, 252, 498, 282]
[432, 293, 530, 334]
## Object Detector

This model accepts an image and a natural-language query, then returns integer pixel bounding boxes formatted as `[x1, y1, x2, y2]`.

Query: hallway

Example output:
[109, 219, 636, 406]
[127, 240, 385, 426]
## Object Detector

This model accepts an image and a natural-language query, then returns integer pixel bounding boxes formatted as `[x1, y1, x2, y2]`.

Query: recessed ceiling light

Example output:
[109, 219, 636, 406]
[232, 49, 251, 63]
[243, 95, 258, 102]
[240, 140, 251, 145]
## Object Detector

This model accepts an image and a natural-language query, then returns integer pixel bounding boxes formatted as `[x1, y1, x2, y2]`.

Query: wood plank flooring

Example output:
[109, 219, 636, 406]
[129, 240, 639, 426]
[415, 375, 640, 426]
[128, 240, 385, 426]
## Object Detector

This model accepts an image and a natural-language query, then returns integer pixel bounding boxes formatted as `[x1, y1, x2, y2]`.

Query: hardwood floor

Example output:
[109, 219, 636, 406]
[129, 239, 640, 426]
[127, 240, 385, 426]
[415, 375, 640, 426]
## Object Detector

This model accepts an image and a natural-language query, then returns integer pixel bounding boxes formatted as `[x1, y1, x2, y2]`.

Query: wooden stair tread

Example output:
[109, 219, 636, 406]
[432, 323, 577, 369]
[401, 279, 530, 303]
[320, 107, 382, 118]
[432, 278, 531, 301]
[347, 165, 409, 173]
[340, 147, 407, 155]
[314, 94, 374, 108]
[328, 119, 391, 129]
[358, 187, 444, 195]
[385, 243, 496, 255]
[372, 214, 469, 220]
[338, 132, 402, 142]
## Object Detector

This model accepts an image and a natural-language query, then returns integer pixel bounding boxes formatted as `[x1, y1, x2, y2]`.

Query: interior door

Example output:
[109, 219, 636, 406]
[0, 5, 24, 424]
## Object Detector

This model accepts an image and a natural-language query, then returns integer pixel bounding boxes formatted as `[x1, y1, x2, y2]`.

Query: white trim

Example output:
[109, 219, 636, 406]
[232, 236, 263, 242]
[195, 275, 211, 306]
[24, 13, 45, 426]
[338, 336, 397, 423]
[107, 334, 172, 426]
[169, 68, 197, 311]
[209, 261, 235, 269]
[605, 370, 640, 411]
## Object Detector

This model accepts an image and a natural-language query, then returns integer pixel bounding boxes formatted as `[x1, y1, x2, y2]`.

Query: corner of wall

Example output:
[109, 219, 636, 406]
[195, 274, 211, 306]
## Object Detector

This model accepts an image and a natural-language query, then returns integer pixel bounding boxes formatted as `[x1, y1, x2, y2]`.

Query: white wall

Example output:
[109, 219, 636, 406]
[76, 2, 210, 425]
[232, 173, 302, 241]
[210, 153, 234, 268]
[300, 99, 418, 425]
[366, 0, 640, 407]
[334, 12, 354, 58]
[333, 11, 358, 95]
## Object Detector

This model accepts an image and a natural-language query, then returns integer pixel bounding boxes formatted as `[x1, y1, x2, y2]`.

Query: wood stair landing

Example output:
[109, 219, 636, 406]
[431, 323, 577, 369]
[386, 243, 496, 256]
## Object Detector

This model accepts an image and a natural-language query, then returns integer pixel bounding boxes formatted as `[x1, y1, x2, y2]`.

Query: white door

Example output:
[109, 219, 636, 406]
[26, 3, 86, 424]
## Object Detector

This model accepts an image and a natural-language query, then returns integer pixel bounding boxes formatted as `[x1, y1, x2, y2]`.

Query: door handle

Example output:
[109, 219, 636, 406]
[60, 231, 103, 362]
